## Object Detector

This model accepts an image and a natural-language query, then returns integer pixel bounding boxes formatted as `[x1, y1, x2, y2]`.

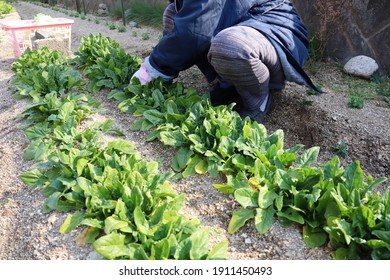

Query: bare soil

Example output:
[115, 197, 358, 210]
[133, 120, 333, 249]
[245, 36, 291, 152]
[0, 2, 388, 260]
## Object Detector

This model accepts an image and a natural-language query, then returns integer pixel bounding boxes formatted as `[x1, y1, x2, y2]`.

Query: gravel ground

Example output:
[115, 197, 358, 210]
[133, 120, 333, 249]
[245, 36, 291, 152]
[0, 2, 388, 260]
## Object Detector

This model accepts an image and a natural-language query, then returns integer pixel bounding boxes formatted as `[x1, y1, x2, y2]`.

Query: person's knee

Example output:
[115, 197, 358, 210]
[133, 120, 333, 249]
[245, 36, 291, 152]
[209, 28, 250, 63]
[209, 27, 265, 74]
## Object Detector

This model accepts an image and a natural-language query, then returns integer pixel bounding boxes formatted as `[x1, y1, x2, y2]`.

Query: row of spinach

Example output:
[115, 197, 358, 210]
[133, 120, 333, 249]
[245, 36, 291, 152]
[12, 46, 228, 260]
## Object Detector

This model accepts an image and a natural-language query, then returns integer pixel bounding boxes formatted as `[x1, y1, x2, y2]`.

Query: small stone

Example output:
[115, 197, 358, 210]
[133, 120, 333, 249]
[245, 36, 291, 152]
[344, 55, 379, 79]
[87, 250, 105, 260]
[128, 21, 137, 28]
[47, 214, 57, 225]
[245, 238, 252, 244]
[47, 235, 58, 244]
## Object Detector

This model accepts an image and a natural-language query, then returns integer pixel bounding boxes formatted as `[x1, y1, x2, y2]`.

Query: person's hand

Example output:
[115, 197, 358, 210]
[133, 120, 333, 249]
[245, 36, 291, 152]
[130, 63, 153, 85]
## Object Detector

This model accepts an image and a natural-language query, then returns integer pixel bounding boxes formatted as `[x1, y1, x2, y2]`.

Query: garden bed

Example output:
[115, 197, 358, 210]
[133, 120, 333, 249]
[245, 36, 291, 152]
[0, 1, 388, 260]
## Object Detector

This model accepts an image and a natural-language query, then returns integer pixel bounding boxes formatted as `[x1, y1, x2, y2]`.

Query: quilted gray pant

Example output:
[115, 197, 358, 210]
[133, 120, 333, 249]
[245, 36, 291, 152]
[163, 3, 285, 110]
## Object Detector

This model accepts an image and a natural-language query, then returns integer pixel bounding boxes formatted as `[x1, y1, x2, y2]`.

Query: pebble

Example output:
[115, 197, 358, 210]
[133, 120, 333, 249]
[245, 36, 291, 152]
[48, 214, 57, 225]
[128, 21, 137, 28]
[245, 238, 252, 244]
[344, 55, 379, 79]
[87, 251, 105, 260]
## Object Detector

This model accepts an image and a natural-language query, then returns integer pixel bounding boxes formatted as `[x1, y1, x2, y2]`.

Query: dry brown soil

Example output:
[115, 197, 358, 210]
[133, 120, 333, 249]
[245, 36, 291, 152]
[0, 2, 388, 260]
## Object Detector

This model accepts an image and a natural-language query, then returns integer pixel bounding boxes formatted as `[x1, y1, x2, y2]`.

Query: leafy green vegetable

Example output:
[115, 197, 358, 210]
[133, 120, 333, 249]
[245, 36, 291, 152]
[72, 33, 141, 93]
[12, 48, 84, 100]
[228, 208, 255, 234]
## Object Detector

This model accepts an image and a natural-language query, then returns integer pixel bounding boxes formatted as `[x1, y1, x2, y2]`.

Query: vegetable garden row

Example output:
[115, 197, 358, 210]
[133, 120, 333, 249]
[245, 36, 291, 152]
[12, 33, 390, 260]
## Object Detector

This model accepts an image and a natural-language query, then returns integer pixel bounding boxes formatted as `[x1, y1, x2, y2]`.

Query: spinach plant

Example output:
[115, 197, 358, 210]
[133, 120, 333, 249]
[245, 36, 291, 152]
[12, 48, 85, 101]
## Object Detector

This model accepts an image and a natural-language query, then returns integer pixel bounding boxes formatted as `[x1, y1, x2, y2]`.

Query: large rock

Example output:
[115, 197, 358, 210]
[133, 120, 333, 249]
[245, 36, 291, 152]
[35, 29, 65, 39]
[32, 37, 70, 55]
[343, 55, 379, 78]
[97, 3, 108, 16]
[292, 0, 390, 75]
[32, 28, 71, 56]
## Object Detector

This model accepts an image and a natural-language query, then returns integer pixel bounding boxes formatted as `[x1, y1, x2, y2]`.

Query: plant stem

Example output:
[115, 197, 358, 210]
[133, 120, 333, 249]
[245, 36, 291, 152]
[120, 0, 126, 26]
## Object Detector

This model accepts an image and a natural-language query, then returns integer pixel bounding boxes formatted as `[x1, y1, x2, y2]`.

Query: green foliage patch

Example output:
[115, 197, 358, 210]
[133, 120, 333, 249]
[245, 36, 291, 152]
[75, 34, 389, 260]
[111, 78, 390, 260]
[12, 47, 227, 260]
[0, 1, 15, 15]
[12, 34, 390, 260]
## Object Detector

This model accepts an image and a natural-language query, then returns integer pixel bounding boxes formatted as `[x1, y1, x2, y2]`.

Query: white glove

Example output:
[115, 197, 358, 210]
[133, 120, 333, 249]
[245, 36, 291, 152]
[130, 56, 175, 85]
[130, 63, 153, 85]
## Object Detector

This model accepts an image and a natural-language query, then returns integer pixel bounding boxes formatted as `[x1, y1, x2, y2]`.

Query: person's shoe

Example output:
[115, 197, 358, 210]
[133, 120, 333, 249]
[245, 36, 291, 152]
[210, 84, 242, 109]
[238, 92, 273, 123]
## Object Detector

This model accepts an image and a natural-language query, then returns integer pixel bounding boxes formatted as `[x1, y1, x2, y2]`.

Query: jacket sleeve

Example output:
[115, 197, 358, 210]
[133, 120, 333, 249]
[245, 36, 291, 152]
[148, 0, 222, 77]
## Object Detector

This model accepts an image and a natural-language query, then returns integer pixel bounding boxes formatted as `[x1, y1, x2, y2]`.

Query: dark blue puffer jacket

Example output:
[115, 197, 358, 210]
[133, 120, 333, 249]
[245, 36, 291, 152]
[149, 0, 317, 90]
